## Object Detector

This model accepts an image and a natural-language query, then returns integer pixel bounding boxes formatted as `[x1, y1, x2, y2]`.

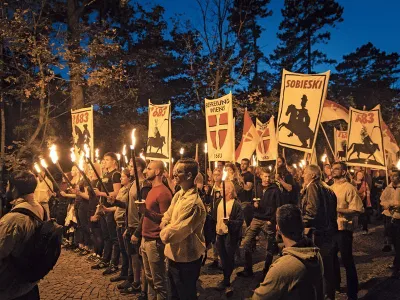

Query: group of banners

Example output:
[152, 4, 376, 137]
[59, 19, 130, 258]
[70, 70, 399, 171]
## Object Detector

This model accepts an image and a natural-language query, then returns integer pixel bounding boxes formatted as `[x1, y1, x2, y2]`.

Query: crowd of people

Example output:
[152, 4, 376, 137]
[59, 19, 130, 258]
[0, 152, 399, 300]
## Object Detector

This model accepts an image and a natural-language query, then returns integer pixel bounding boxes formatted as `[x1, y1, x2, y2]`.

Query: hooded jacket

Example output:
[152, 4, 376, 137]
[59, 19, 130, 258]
[252, 237, 324, 300]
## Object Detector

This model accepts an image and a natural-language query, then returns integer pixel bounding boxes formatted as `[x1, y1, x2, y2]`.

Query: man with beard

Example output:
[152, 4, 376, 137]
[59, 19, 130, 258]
[140, 160, 172, 299]
[160, 158, 206, 300]
[237, 168, 282, 278]
[330, 162, 363, 300]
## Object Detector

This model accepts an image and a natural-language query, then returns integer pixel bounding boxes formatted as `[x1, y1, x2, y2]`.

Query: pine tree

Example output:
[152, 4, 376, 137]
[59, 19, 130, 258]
[270, 0, 343, 79]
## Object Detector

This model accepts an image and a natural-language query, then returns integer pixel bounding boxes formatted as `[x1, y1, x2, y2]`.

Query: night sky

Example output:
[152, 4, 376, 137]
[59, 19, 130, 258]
[156, 0, 400, 73]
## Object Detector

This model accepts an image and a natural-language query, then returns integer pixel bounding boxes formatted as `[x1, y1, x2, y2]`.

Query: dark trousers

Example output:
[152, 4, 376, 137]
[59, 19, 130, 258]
[384, 215, 393, 245]
[391, 220, 400, 270]
[241, 202, 254, 227]
[216, 234, 238, 285]
[313, 232, 335, 300]
[14, 285, 40, 300]
[359, 206, 370, 232]
[242, 218, 276, 273]
[333, 230, 358, 299]
[168, 257, 202, 300]
[116, 226, 129, 276]
[100, 213, 119, 265]
[123, 231, 136, 281]
[90, 221, 104, 256]
[77, 201, 90, 247]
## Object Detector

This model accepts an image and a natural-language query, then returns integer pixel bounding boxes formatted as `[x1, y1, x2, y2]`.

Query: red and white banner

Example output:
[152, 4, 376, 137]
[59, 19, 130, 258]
[256, 116, 277, 161]
[321, 99, 349, 123]
[205, 93, 235, 162]
[235, 109, 259, 163]
[147, 101, 171, 162]
[71, 106, 94, 159]
[334, 128, 348, 161]
[346, 106, 386, 169]
[277, 70, 330, 153]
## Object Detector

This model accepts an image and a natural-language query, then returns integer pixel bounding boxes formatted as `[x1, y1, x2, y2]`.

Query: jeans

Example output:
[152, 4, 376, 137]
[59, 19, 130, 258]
[141, 238, 167, 300]
[333, 230, 358, 299]
[216, 234, 238, 285]
[116, 226, 129, 276]
[168, 257, 202, 300]
[242, 218, 276, 273]
[241, 202, 254, 227]
[391, 219, 400, 270]
[100, 212, 119, 265]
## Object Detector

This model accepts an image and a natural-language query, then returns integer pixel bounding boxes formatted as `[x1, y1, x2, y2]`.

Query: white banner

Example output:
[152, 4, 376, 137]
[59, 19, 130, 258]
[205, 93, 235, 162]
[346, 106, 386, 169]
[71, 106, 94, 159]
[146, 101, 171, 162]
[256, 116, 278, 161]
[277, 70, 330, 153]
[334, 128, 348, 161]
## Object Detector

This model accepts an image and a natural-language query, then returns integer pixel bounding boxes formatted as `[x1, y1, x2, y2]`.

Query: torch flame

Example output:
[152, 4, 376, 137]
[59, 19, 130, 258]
[299, 162, 303, 168]
[34, 163, 41, 173]
[140, 152, 146, 161]
[204, 143, 208, 153]
[301, 159, 306, 166]
[397, 159, 400, 170]
[40, 158, 48, 169]
[293, 164, 297, 169]
[179, 148, 184, 155]
[116, 153, 121, 161]
[124, 156, 128, 164]
[252, 155, 257, 167]
[321, 154, 327, 163]
[222, 168, 228, 181]
[268, 165, 272, 171]
[84, 144, 90, 158]
[214, 161, 218, 169]
[95, 148, 99, 159]
[70, 149, 76, 163]
[49, 144, 58, 164]
[130, 129, 136, 150]
[122, 145, 127, 156]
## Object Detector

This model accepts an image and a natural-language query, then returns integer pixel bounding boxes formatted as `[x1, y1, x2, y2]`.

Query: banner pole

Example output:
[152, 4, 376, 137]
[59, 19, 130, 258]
[320, 123, 335, 157]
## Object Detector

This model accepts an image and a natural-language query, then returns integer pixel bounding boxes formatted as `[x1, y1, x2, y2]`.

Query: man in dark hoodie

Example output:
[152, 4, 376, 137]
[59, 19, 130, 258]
[252, 204, 324, 300]
[237, 168, 282, 278]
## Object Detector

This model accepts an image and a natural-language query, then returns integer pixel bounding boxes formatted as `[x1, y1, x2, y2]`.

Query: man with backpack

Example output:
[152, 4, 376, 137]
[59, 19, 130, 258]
[0, 170, 63, 300]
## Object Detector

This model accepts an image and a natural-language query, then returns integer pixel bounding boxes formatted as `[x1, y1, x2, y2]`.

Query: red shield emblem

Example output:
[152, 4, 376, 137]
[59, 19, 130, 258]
[208, 113, 229, 150]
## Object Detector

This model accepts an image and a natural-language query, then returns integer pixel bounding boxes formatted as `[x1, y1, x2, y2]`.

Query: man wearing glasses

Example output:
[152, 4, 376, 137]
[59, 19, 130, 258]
[160, 158, 207, 300]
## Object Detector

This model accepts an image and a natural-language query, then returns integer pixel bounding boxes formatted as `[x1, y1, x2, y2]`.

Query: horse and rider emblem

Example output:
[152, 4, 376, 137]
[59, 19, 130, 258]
[278, 94, 315, 148]
[146, 102, 171, 160]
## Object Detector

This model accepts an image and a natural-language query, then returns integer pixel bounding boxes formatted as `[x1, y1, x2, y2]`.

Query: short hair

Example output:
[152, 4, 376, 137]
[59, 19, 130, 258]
[260, 167, 271, 175]
[278, 155, 286, 165]
[178, 158, 198, 178]
[241, 158, 250, 164]
[10, 170, 37, 198]
[225, 162, 238, 173]
[276, 204, 304, 240]
[121, 168, 131, 178]
[135, 158, 146, 172]
[332, 161, 347, 172]
[151, 160, 165, 175]
[306, 164, 322, 180]
[104, 152, 118, 162]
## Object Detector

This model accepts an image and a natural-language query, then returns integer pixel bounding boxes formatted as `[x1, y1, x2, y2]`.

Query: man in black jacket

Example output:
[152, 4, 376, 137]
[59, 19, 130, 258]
[237, 168, 282, 278]
[301, 164, 337, 300]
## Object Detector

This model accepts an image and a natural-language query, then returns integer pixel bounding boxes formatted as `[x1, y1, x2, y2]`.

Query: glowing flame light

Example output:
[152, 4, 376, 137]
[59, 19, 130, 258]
[222, 168, 228, 181]
[49, 144, 58, 164]
[95, 148, 99, 159]
[252, 155, 257, 167]
[268, 165, 272, 171]
[293, 164, 297, 169]
[34, 163, 41, 173]
[130, 129, 136, 150]
[116, 153, 121, 161]
[204, 143, 208, 153]
[301, 159, 306, 166]
[299, 162, 303, 168]
[179, 148, 184, 155]
[40, 158, 48, 169]
[214, 161, 218, 168]
[70, 148, 76, 163]
[78, 155, 84, 170]
[124, 156, 128, 164]
[397, 159, 400, 170]
[122, 145, 127, 156]
[140, 152, 146, 161]
[84, 144, 90, 158]
[321, 154, 327, 163]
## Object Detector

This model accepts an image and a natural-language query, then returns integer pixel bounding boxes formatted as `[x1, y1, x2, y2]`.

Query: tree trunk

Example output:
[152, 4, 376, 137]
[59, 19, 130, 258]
[68, 0, 84, 110]
[307, 28, 311, 74]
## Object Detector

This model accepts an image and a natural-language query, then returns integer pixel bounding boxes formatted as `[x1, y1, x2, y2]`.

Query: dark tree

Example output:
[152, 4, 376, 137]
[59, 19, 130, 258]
[270, 0, 343, 79]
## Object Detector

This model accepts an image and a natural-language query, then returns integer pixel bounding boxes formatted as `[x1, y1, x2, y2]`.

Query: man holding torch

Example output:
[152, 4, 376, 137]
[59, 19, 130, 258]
[33, 164, 55, 218]
[91, 152, 121, 274]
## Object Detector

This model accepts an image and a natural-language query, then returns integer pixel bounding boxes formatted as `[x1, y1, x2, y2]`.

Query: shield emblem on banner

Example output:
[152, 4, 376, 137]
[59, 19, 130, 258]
[258, 139, 271, 154]
[208, 113, 229, 150]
